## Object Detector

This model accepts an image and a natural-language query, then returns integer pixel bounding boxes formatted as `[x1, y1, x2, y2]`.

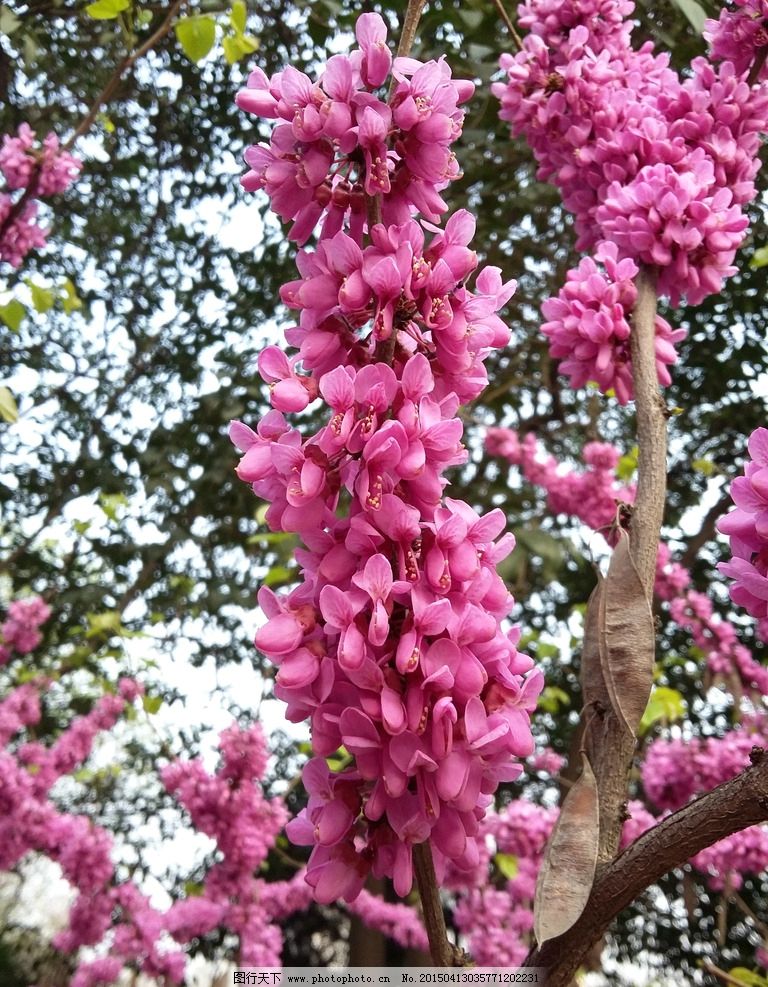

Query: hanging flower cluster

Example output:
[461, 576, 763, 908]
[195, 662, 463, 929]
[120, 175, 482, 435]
[718, 426, 768, 622]
[161, 723, 289, 967]
[0, 124, 81, 268]
[493, 0, 768, 399]
[0, 595, 51, 664]
[488, 427, 768, 694]
[233, 13, 542, 903]
[705, 0, 768, 79]
[237, 15, 472, 245]
[539, 243, 684, 405]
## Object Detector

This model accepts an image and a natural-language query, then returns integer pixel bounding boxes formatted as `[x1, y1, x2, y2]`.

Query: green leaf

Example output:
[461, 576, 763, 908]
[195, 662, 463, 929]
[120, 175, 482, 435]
[230, 0, 247, 34]
[727, 970, 768, 987]
[96, 112, 116, 135]
[639, 686, 686, 735]
[0, 299, 26, 332]
[142, 694, 163, 715]
[85, 0, 130, 19]
[538, 685, 570, 715]
[0, 386, 18, 424]
[751, 245, 768, 270]
[222, 31, 258, 64]
[61, 277, 84, 313]
[184, 881, 204, 897]
[495, 853, 519, 880]
[99, 491, 128, 521]
[263, 564, 294, 588]
[692, 457, 715, 476]
[26, 279, 55, 314]
[671, 0, 707, 33]
[0, 4, 21, 35]
[85, 610, 124, 638]
[175, 15, 216, 63]
[617, 445, 639, 482]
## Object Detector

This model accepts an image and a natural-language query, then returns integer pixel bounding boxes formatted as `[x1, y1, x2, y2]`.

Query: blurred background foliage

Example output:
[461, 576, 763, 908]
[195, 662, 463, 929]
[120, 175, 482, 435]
[1, 0, 767, 980]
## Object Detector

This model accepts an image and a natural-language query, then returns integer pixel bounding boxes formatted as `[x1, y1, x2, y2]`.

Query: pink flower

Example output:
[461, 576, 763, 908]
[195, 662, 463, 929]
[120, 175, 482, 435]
[355, 13, 392, 88]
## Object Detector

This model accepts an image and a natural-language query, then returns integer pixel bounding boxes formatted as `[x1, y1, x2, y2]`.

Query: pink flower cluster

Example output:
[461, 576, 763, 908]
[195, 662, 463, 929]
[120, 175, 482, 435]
[493, 0, 768, 398]
[486, 426, 635, 532]
[161, 723, 289, 967]
[0, 595, 51, 664]
[705, 0, 768, 81]
[540, 243, 685, 403]
[640, 715, 768, 892]
[237, 13, 472, 245]
[642, 712, 768, 813]
[0, 677, 187, 985]
[0, 123, 81, 267]
[233, 13, 542, 904]
[489, 429, 768, 695]
[718, 427, 768, 622]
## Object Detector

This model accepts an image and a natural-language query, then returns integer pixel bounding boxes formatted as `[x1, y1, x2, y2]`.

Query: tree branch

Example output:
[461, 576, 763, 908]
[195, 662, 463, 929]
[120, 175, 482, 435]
[490, 0, 524, 51]
[393, 0, 428, 62]
[679, 491, 732, 571]
[526, 747, 768, 984]
[413, 841, 464, 967]
[64, 0, 187, 150]
[629, 267, 666, 594]
[581, 269, 665, 864]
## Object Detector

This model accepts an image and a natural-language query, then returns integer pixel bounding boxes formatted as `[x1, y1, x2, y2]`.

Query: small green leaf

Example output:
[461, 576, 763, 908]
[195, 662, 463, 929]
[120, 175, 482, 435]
[230, 0, 247, 34]
[96, 112, 116, 135]
[184, 881, 204, 897]
[135, 8, 152, 27]
[0, 4, 21, 35]
[222, 31, 258, 64]
[99, 491, 128, 521]
[61, 277, 84, 313]
[692, 457, 715, 476]
[85, 611, 124, 638]
[175, 14, 216, 63]
[26, 279, 54, 313]
[671, 0, 707, 33]
[263, 565, 294, 588]
[727, 970, 768, 987]
[495, 853, 519, 880]
[751, 246, 768, 270]
[0, 299, 26, 332]
[85, 0, 130, 19]
[617, 445, 639, 482]
[534, 641, 560, 660]
[639, 686, 686, 735]
[142, 694, 163, 715]
[538, 685, 570, 714]
[23, 34, 37, 65]
[0, 386, 18, 424]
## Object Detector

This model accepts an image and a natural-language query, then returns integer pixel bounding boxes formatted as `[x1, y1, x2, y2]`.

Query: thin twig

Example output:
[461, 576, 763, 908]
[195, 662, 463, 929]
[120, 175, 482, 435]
[704, 960, 756, 987]
[732, 889, 768, 938]
[394, 0, 428, 61]
[491, 0, 524, 51]
[413, 841, 465, 966]
[64, 0, 187, 150]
